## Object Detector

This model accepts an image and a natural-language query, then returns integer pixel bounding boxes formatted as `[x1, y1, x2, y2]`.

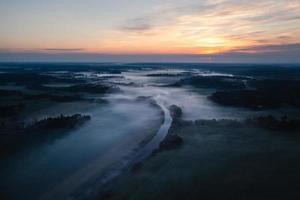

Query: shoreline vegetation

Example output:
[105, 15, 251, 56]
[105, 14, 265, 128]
[209, 79, 300, 109]
[151, 105, 184, 155]
[0, 71, 117, 159]
[171, 75, 300, 110]
[0, 114, 91, 158]
[144, 105, 300, 161]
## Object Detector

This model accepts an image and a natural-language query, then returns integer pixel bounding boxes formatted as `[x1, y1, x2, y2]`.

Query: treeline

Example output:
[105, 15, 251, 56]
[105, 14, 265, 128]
[210, 79, 300, 109]
[0, 114, 91, 157]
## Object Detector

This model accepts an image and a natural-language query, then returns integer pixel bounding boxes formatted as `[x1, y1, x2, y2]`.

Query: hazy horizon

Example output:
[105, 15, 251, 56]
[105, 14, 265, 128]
[1, 51, 300, 63]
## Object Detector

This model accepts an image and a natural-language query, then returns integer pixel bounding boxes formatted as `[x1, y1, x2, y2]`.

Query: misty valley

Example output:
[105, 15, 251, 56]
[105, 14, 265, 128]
[1, 63, 300, 200]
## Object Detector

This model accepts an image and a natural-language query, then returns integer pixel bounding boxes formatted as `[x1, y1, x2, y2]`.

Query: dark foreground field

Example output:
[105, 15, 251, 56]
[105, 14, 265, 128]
[97, 109, 300, 200]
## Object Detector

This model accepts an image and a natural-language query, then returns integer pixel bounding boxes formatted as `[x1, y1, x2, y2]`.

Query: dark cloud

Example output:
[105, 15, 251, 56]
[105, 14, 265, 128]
[41, 48, 85, 52]
[120, 17, 153, 32]
[234, 43, 300, 53]
[121, 23, 152, 32]
[277, 35, 292, 40]
[118, 1, 218, 33]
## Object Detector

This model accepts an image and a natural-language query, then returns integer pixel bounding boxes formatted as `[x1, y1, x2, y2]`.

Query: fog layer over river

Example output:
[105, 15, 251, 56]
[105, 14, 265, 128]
[0, 68, 275, 200]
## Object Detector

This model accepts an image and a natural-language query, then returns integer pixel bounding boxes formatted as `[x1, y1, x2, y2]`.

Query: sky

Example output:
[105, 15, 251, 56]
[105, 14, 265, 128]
[0, 0, 300, 63]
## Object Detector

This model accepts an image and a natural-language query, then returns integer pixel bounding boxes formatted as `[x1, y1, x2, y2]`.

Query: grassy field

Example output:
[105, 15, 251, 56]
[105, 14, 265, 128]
[103, 120, 300, 200]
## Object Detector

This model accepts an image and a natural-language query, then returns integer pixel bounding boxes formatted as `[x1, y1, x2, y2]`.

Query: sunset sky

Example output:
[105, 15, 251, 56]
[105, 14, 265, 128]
[1, 0, 300, 62]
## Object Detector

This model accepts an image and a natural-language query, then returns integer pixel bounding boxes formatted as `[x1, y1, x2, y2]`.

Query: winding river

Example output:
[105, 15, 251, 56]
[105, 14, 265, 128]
[39, 98, 172, 200]
[134, 98, 172, 162]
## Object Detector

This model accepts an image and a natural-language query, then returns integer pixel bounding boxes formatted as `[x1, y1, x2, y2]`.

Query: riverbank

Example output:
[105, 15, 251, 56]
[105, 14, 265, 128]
[98, 114, 300, 200]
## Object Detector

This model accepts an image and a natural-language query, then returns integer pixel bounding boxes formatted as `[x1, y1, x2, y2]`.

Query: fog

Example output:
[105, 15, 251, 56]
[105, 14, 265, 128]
[0, 67, 296, 200]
